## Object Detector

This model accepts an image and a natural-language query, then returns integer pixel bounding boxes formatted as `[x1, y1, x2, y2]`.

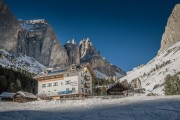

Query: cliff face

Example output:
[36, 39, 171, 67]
[17, 20, 69, 68]
[0, 1, 69, 68]
[0, 0, 20, 52]
[64, 41, 80, 65]
[159, 4, 180, 53]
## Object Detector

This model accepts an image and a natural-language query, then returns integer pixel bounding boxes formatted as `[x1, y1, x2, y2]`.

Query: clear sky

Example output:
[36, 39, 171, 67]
[4, 0, 180, 71]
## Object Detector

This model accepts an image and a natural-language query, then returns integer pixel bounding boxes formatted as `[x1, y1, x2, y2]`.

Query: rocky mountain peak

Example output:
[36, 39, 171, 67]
[79, 38, 96, 59]
[71, 38, 76, 45]
[18, 19, 49, 31]
[67, 40, 71, 43]
[159, 4, 180, 53]
[79, 38, 92, 46]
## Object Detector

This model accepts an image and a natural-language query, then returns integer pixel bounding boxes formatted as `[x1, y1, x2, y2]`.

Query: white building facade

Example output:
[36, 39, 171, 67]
[35, 64, 95, 97]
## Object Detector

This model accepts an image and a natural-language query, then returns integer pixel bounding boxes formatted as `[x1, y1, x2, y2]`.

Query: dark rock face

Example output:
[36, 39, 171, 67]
[64, 42, 80, 65]
[0, 0, 20, 52]
[17, 20, 69, 68]
[81, 55, 126, 76]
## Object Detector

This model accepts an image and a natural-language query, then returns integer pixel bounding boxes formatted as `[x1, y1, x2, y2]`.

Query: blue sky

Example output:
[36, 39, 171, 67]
[4, 0, 180, 71]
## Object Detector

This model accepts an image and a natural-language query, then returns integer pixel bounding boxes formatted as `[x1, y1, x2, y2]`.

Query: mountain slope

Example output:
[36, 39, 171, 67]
[120, 41, 180, 95]
[0, 49, 46, 74]
[120, 4, 180, 95]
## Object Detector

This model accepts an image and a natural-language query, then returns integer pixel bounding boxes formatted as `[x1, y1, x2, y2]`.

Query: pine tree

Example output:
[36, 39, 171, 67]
[164, 74, 180, 95]
[0, 76, 7, 92]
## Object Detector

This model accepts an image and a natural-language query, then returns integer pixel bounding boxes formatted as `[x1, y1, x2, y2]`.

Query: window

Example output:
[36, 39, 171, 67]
[65, 80, 70, 85]
[81, 88, 84, 93]
[89, 90, 91, 94]
[53, 82, 58, 86]
[66, 88, 69, 91]
[61, 82, 63, 86]
[72, 88, 75, 92]
[42, 84, 46, 88]
[47, 83, 52, 87]
[85, 89, 87, 94]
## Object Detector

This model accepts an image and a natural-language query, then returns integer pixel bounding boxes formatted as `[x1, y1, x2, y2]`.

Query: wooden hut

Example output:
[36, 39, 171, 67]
[0, 92, 16, 101]
[107, 82, 128, 95]
[14, 91, 37, 102]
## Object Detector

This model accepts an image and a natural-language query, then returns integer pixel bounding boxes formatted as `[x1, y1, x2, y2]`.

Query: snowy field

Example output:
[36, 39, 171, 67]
[0, 95, 180, 120]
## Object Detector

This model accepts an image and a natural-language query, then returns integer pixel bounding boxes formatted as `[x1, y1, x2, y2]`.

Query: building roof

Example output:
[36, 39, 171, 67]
[16, 91, 37, 99]
[107, 82, 128, 91]
[34, 63, 96, 80]
[0, 92, 16, 98]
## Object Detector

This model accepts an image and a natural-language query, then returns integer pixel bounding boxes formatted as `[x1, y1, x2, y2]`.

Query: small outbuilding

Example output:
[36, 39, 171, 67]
[107, 82, 128, 95]
[14, 91, 37, 102]
[0, 92, 16, 101]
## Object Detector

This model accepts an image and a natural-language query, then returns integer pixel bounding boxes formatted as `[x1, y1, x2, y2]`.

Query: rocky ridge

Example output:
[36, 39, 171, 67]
[64, 38, 126, 77]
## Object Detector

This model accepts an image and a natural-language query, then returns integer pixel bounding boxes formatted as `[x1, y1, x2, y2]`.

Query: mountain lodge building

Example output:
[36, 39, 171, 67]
[34, 64, 95, 99]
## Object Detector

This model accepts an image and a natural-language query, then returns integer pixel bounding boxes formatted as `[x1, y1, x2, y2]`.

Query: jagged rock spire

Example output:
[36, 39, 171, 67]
[67, 40, 70, 43]
[71, 38, 76, 45]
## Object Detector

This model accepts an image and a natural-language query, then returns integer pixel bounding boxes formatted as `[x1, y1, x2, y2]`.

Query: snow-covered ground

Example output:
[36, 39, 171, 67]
[120, 41, 180, 95]
[94, 70, 108, 79]
[0, 95, 180, 120]
[0, 49, 46, 74]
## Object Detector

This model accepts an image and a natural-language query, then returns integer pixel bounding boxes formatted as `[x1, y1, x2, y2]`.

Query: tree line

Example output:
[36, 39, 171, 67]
[0, 65, 37, 94]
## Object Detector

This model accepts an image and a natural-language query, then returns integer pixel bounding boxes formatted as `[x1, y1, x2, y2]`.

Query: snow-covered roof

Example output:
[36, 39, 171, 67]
[16, 91, 37, 99]
[0, 92, 16, 98]
[35, 63, 95, 79]
[107, 82, 119, 91]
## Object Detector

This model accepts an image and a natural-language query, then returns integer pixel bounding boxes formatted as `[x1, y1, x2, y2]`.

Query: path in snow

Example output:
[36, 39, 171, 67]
[0, 96, 180, 120]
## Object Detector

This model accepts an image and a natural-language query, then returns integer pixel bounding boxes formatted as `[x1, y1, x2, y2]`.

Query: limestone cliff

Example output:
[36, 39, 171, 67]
[17, 20, 69, 68]
[64, 40, 80, 65]
[0, 0, 20, 52]
[159, 4, 180, 53]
